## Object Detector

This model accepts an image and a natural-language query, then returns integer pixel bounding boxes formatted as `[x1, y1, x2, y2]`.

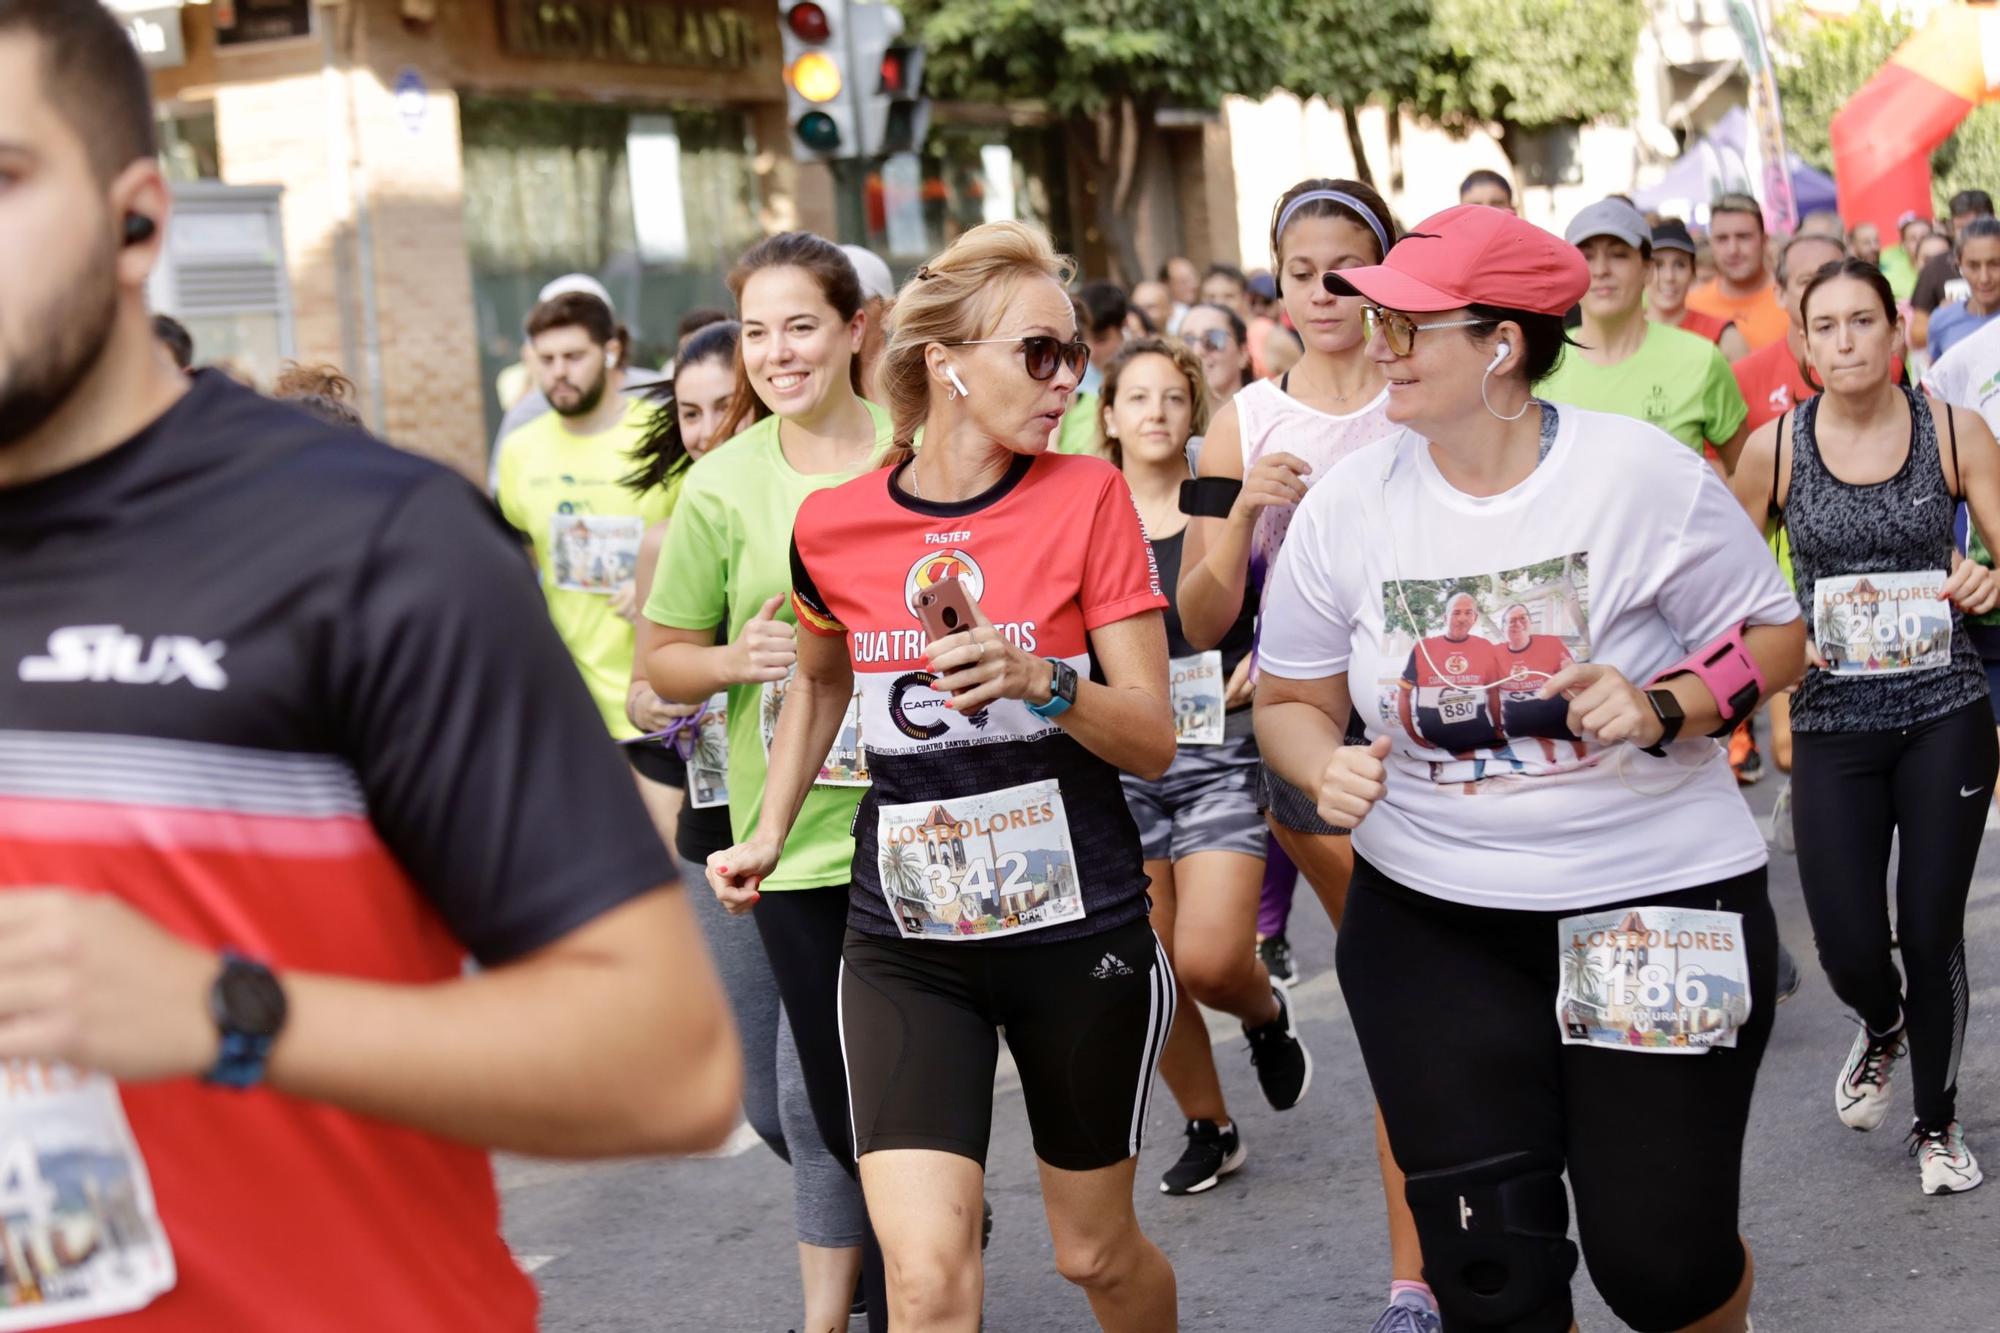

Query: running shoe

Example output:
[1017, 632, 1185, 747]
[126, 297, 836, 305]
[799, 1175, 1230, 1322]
[1368, 1292, 1442, 1333]
[1733, 741, 1765, 786]
[1767, 778, 1795, 854]
[1909, 1120, 1984, 1195]
[1244, 983, 1313, 1111]
[1775, 941, 1801, 1005]
[1836, 1021, 1906, 1131]
[1257, 933, 1298, 987]
[1159, 1119, 1246, 1195]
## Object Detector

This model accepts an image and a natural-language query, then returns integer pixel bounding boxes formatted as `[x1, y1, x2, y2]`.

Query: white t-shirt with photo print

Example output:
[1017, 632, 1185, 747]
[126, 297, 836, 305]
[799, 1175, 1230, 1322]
[1258, 404, 1798, 911]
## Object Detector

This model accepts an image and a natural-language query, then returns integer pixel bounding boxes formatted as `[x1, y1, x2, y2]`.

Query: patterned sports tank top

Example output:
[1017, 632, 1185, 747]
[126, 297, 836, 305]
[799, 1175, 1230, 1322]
[1236, 376, 1396, 599]
[1782, 387, 1987, 732]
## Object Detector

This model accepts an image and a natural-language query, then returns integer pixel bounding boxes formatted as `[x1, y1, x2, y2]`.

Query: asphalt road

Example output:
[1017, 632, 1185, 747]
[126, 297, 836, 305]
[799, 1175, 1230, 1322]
[500, 771, 2000, 1331]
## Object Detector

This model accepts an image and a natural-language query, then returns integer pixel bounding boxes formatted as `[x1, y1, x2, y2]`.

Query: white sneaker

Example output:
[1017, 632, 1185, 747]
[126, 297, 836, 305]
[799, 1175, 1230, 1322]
[1910, 1120, 1984, 1195]
[1835, 1023, 1906, 1131]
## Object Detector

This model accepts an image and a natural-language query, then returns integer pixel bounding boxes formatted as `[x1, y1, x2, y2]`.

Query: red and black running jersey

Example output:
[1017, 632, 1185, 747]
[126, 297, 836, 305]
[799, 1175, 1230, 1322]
[0, 373, 674, 1330]
[1400, 635, 1503, 753]
[790, 452, 1166, 945]
[1495, 634, 1580, 742]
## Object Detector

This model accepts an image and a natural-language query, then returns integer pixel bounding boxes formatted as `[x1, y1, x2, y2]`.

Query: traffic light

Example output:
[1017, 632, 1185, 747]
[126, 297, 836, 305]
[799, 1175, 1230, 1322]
[851, 3, 930, 158]
[782, 0, 853, 159]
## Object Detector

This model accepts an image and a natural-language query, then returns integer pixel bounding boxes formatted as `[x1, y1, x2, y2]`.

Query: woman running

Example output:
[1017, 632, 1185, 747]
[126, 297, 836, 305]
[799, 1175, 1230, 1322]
[1175, 177, 1432, 1332]
[1260, 203, 1806, 1333]
[625, 321, 870, 1330]
[1103, 337, 1311, 1198]
[712, 220, 1180, 1330]
[640, 233, 893, 1328]
[1730, 258, 2000, 1196]
[1177, 302, 1254, 411]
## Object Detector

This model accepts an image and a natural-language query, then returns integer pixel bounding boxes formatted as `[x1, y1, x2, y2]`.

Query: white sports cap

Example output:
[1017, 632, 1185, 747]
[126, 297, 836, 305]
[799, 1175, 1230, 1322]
[840, 245, 898, 303]
[537, 273, 615, 312]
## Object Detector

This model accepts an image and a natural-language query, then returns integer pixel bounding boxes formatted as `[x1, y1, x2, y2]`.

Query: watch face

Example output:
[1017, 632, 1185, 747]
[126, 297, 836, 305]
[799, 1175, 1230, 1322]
[217, 963, 288, 1037]
[1053, 660, 1079, 703]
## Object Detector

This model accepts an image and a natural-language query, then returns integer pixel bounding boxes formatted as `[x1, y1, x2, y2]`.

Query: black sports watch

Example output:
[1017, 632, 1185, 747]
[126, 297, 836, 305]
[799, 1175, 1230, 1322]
[205, 952, 288, 1089]
[1640, 687, 1685, 758]
[1028, 658, 1079, 718]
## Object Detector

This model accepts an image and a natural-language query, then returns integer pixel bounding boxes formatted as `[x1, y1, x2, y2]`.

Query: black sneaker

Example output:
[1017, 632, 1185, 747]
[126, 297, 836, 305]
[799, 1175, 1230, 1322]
[1159, 1119, 1246, 1195]
[1257, 933, 1298, 987]
[1244, 984, 1313, 1110]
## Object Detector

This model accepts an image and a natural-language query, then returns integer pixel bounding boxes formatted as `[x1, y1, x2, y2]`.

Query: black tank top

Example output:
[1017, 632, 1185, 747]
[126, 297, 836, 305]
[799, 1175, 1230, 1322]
[1150, 525, 1256, 686]
[1782, 388, 1987, 732]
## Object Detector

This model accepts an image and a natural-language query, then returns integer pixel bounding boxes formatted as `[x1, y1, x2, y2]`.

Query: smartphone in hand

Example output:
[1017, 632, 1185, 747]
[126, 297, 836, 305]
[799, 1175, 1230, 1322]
[915, 575, 979, 645]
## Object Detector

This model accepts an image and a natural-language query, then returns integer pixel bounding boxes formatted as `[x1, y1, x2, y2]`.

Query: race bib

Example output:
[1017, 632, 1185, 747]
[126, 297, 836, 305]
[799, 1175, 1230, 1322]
[549, 514, 644, 594]
[1437, 689, 1482, 725]
[1812, 570, 1952, 677]
[874, 779, 1084, 941]
[1170, 651, 1226, 746]
[0, 1064, 175, 1328]
[1555, 906, 1750, 1054]
[760, 674, 870, 787]
[688, 692, 731, 809]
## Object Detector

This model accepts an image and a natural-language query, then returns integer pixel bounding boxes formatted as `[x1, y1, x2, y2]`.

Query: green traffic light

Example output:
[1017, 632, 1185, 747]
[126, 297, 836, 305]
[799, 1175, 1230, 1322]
[797, 111, 840, 152]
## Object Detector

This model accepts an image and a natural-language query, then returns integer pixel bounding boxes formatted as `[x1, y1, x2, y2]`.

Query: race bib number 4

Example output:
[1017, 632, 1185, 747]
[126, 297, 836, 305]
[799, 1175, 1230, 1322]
[688, 692, 731, 810]
[0, 1063, 175, 1328]
[875, 778, 1084, 941]
[760, 674, 870, 787]
[549, 514, 644, 594]
[1170, 651, 1226, 746]
[1812, 569, 1951, 677]
[1555, 906, 1750, 1054]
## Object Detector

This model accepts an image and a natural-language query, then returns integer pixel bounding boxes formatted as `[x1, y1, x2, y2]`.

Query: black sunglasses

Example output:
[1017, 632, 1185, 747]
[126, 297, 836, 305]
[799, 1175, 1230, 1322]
[943, 335, 1091, 382]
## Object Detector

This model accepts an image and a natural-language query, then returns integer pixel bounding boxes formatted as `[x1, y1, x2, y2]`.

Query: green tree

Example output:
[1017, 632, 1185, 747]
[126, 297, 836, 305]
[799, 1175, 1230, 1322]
[905, 0, 1289, 282]
[1417, 0, 1645, 133]
[1283, 0, 1438, 190]
[1771, 3, 1909, 174]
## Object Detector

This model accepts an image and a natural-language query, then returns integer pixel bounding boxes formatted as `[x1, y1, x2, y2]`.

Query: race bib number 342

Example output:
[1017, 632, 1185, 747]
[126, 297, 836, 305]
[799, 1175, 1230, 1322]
[0, 1063, 175, 1328]
[1555, 906, 1750, 1054]
[874, 779, 1084, 941]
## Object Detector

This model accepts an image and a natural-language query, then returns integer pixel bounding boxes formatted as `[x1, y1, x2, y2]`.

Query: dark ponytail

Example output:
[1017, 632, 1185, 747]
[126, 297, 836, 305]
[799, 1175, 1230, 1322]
[621, 321, 742, 494]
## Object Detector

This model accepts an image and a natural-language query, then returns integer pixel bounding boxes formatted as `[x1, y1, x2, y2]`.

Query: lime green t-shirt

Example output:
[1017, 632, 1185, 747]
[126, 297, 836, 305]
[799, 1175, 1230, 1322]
[643, 403, 893, 891]
[1539, 321, 1749, 455]
[1054, 391, 1107, 456]
[495, 396, 673, 739]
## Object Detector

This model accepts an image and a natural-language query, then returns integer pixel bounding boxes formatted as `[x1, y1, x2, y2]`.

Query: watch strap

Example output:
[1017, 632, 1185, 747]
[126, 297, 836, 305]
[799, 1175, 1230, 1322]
[1641, 687, 1683, 758]
[1027, 659, 1075, 718]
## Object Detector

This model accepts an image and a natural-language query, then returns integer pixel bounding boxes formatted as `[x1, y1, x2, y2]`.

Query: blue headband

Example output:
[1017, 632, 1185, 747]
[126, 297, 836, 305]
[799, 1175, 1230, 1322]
[1274, 189, 1391, 262]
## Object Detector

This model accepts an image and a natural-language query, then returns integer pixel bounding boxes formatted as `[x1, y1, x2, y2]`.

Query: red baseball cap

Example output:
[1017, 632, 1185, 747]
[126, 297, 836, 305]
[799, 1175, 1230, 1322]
[1323, 205, 1589, 316]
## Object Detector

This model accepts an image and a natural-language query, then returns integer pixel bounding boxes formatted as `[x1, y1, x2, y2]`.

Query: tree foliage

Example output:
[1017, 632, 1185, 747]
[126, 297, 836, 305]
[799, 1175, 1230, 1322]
[1283, 0, 1436, 187]
[1417, 0, 1644, 130]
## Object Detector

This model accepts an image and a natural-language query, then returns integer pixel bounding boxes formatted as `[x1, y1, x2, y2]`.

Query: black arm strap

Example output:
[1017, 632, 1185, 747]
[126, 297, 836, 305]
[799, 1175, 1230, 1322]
[1180, 476, 1243, 518]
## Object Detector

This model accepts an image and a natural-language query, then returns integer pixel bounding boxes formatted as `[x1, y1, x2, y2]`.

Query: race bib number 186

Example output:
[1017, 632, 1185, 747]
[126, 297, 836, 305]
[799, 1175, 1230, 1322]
[1555, 906, 1750, 1054]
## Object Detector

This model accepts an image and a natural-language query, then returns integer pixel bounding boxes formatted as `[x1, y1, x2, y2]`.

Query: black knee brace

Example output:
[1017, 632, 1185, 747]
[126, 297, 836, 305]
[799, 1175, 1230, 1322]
[1403, 1150, 1578, 1332]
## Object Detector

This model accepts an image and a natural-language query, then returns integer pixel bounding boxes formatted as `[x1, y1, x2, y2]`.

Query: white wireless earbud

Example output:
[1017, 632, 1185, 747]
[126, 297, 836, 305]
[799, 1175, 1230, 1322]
[1488, 341, 1511, 371]
[606, 350, 620, 368]
[946, 365, 971, 399]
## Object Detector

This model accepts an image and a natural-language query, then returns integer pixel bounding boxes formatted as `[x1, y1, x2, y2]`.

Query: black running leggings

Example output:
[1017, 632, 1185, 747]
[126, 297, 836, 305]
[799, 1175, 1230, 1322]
[755, 885, 887, 1330]
[1791, 699, 1997, 1128]
[1338, 859, 1776, 1333]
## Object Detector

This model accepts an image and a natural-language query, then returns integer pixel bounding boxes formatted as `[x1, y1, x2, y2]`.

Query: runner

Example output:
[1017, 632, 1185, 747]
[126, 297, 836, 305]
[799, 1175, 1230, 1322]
[1163, 255, 1202, 329]
[1176, 302, 1255, 410]
[1883, 213, 1930, 304]
[1730, 258, 2000, 1196]
[0, 7, 739, 1329]
[1103, 337, 1311, 1198]
[639, 232, 894, 1327]
[1688, 193, 1789, 352]
[494, 288, 684, 839]
[1174, 177, 1438, 1333]
[1131, 279, 1174, 338]
[625, 318, 871, 1330]
[1926, 218, 2000, 362]
[1648, 218, 1751, 362]
[1910, 190, 1994, 353]
[1458, 169, 1515, 213]
[1540, 198, 1750, 469]
[713, 219, 1181, 1329]
[1055, 279, 1129, 453]
[1732, 233, 1854, 432]
[1264, 202, 1806, 1333]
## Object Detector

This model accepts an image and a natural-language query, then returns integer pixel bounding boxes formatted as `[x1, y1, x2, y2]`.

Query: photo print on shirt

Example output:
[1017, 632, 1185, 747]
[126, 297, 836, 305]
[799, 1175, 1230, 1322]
[1378, 551, 1595, 785]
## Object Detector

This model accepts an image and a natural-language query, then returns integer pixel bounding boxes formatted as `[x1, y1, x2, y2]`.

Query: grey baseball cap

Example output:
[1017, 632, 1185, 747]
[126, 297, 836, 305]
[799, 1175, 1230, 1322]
[839, 245, 898, 303]
[1564, 197, 1652, 251]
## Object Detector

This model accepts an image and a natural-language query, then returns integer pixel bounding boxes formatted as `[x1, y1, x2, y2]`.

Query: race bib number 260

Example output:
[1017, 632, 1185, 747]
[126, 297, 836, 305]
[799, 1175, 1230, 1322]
[1554, 906, 1750, 1054]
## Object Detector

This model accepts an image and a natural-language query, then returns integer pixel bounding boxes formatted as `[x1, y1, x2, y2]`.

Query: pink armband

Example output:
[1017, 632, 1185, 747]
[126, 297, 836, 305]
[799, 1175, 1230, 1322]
[1649, 623, 1767, 737]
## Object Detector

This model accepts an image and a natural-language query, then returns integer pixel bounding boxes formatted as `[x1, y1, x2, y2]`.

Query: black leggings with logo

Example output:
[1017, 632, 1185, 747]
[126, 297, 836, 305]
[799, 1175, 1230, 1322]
[1791, 698, 1997, 1128]
[1337, 859, 1776, 1333]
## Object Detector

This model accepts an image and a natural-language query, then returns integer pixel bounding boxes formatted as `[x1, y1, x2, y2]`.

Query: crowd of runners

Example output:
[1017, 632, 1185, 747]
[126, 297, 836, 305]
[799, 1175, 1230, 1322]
[4, 3, 1998, 1332]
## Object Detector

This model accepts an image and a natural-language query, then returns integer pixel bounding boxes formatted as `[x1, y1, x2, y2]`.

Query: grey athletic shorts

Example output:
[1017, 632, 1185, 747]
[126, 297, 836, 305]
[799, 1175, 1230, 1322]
[1120, 732, 1267, 862]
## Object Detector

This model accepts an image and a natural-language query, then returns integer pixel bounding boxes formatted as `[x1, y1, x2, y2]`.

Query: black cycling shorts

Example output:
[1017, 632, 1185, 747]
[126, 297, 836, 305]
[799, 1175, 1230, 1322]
[1337, 858, 1776, 1333]
[625, 741, 686, 789]
[838, 917, 1171, 1172]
